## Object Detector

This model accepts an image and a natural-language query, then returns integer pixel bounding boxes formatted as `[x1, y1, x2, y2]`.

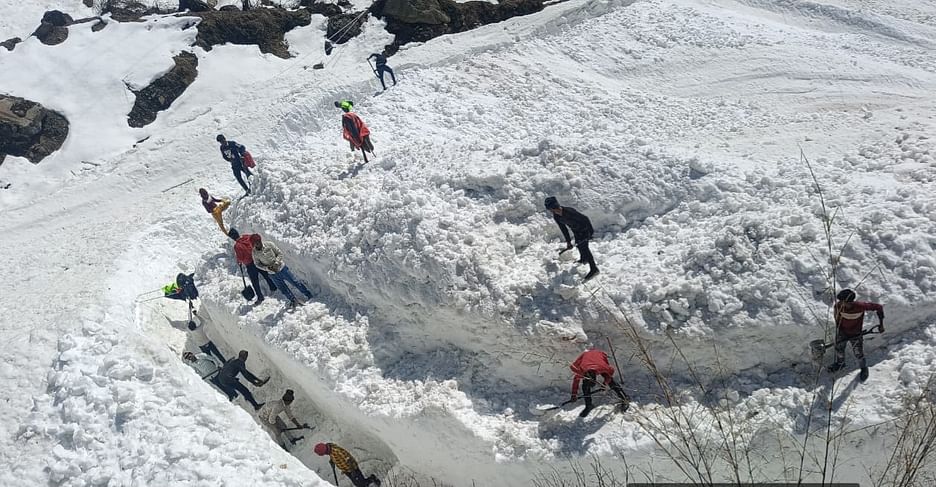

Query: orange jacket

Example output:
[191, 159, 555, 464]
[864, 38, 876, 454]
[341, 112, 370, 147]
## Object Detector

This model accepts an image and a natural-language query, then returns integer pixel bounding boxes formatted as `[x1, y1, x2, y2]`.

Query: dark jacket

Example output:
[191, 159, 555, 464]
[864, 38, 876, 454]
[368, 53, 387, 66]
[553, 206, 594, 243]
[218, 357, 260, 384]
[220, 140, 247, 166]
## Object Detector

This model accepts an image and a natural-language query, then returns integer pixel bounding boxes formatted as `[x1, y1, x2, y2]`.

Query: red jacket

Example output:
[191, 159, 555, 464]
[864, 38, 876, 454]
[835, 301, 884, 336]
[341, 112, 370, 147]
[570, 350, 616, 396]
[234, 235, 255, 265]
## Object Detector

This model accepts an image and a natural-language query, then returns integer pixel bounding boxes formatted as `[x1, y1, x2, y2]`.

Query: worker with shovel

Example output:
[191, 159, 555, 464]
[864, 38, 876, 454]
[821, 289, 884, 382]
[257, 389, 311, 450]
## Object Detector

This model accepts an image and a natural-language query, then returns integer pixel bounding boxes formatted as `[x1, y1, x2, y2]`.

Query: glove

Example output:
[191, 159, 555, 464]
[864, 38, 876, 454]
[566, 242, 574, 250]
[878, 323, 885, 332]
[257, 377, 270, 386]
[570, 394, 577, 402]
[303, 423, 311, 428]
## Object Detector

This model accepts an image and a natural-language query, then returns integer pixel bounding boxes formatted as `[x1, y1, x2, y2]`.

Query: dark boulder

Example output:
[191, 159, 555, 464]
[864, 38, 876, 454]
[32, 22, 69, 45]
[41, 10, 74, 26]
[127, 51, 198, 127]
[300, 0, 342, 17]
[374, 0, 545, 53]
[0, 95, 69, 164]
[327, 11, 368, 44]
[193, 8, 311, 58]
[1, 37, 21, 51]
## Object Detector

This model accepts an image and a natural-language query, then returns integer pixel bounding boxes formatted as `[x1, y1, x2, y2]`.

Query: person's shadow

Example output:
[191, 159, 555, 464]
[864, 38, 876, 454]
[338, 161, 368, 180]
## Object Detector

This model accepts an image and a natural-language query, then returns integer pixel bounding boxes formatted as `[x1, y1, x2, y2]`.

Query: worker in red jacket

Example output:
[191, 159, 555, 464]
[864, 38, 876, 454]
[227, 228, 277, 305]
[828, 289, 885, 381]
[570, 349, 630, 417]
[335, 100, 374, 155]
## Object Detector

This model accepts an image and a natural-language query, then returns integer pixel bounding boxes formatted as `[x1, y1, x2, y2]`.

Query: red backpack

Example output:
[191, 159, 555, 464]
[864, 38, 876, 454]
[243, 151, 256, 168]
[234, 235, 254, 264]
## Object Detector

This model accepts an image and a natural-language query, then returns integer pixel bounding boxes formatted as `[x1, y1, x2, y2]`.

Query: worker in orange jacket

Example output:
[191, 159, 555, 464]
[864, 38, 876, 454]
[335, 100, 374, 155]
[570, 349, 630, 417]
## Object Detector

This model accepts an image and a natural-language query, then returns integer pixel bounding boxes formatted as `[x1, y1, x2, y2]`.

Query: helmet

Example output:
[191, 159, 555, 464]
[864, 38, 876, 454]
[544, 196, 559, 210]
[836, 289, 857, 302]
[313, 443, 329, 456]
[216, 134, 225, 142]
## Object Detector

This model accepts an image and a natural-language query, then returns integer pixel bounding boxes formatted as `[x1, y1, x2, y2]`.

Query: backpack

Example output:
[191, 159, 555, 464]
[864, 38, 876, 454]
[176, 273, 199, 300]
[243, 151, 256, 168]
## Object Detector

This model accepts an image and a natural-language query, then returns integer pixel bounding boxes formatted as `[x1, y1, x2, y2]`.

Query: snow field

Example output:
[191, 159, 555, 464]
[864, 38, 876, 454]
[2, 0, 936, 485]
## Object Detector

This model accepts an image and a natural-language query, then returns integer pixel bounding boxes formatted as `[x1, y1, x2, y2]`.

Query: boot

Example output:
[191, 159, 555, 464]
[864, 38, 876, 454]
[827, 361, 845, 373]
[583, 268, 600, 282]
[859, 359, 869, 382]
[579, 405, 594, 418]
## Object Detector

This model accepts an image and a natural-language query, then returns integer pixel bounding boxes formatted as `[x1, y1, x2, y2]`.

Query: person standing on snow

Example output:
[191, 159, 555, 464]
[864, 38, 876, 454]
[217, 134, 253, 195]
[217, 350, 268, 410]
[200, 188, 231, 235]
[250, 234, 314, 308]
[227, 228, 278, 305]
[828, 288, 885, 381]
[335, 101, 375, 155]
[258, 389, 310, 448]
[313, 442, 382, 487]
[367, 53, 396, 91]
[570, 349, 630, 418]
[545, 196, 599, 282]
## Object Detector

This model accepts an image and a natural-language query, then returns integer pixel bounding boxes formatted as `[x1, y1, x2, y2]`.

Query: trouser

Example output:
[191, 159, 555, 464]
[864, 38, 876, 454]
[232, 163, 252, 193]
[345, 468, 380, 487]
[263, 417, 296, 447]
[576, 238, 598, 273]
[246, 263, 277, 300]
[199, 340, 226, 363]
[270, 266, 313, 303]
[218, 377, 261, 409]
[211, 199, 231, 233]
[582, 371, 629, 410]
[833, 330, 866, 367]
[376, 64, 396, 90]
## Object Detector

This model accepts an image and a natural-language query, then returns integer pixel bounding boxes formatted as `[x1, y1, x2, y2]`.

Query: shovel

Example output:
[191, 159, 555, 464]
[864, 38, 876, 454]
[531, 398, 578, 416]
[809, 327, 881, 362]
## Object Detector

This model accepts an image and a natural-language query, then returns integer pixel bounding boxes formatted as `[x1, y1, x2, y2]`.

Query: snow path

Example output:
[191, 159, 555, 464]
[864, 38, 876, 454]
[1, 0, 936, 485]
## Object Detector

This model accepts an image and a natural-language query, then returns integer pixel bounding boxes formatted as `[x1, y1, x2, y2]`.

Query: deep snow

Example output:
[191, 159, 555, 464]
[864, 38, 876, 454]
[2, 0, 936, 485]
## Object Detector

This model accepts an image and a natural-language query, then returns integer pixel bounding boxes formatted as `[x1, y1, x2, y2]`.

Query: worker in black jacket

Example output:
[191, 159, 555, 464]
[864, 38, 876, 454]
[217, 134, 253, 194]
[367, 52, 396, 90]
[216, 350, 268, 410]
[545, 196, 599, 282]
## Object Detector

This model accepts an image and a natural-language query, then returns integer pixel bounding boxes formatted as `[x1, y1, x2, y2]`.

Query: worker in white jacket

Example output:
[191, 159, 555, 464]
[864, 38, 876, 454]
[257, 389, 310, 448]
[249, 234, 313, 307]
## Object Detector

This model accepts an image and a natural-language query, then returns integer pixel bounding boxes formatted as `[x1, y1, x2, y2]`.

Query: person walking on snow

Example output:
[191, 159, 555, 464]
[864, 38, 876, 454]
[258, 389, 310, 448]
[545, 196, 599, 282]
[367, 53, 396, 90]
[570, 349, 630, 418]
[217, 134, 253, 195]
[250, 234, 314, 308]
[200, 188, 231, 235]
[335, 101, 374, 155]
[217, 350, 268, 410]
[314, 442, 381, 487]
[228, 228, 278, 305]
[828, 288, 885, 382]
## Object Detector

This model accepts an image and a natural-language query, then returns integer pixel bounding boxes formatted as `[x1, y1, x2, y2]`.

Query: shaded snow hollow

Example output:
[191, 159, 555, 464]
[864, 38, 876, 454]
[2, 0, 936, 485]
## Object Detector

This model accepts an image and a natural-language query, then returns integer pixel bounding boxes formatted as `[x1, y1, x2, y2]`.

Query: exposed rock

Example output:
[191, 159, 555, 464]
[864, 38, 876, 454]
[32, 22, 70, 45]
[381, 0, 449, 25]
[1, 37, 21, 51]
[374, 0, 545, 53]
[193, 8, 311, 58]
[300, 0, 341, 17]
[100, 0, 162, 21]
[92, 20, 108, 31]
[218, 5, 240, 11]
[180, 0, 216, 12]
[327, 11, 368, 44]
[0, 95, 69, 164]
[127, 51, 198, 127]
[41, 10, 74, 26]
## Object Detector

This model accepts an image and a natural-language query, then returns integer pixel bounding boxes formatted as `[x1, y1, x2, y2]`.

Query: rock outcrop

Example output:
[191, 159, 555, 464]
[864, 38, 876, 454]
[127, 51, 199, 128]
[0, 95, 69, 164]
[32, 10, 74, 45]
[193, 7, 312, 58]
